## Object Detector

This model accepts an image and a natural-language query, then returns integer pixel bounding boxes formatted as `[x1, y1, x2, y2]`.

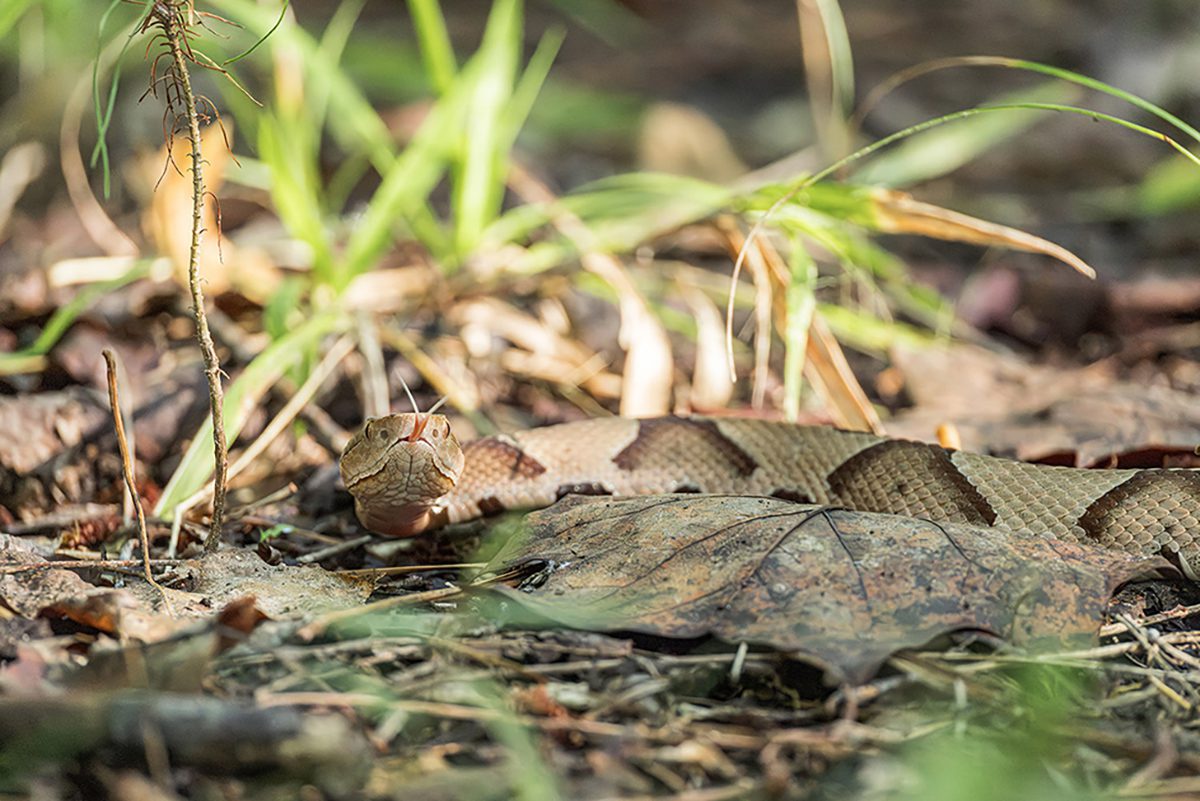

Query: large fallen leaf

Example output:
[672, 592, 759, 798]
[487, 495, 1167, 683]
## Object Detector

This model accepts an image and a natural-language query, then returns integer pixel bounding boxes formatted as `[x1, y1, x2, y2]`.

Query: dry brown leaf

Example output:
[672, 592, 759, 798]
[613, 298, 673, 417]
[870, 188, 1096, 278]
[887, 343, 1200, 464]
[1, 534, 143, 635]
[489, 495, 1166, 683]
[137, 122, 280, 301]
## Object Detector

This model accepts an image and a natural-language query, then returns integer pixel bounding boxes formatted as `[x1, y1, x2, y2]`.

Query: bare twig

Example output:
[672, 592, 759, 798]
[102, 349, 172, 613]
[151, 1, 229, 553]
[295, 535, 374, 565]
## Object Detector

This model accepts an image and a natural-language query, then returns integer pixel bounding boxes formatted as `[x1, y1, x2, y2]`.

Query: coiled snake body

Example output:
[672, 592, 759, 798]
[339, 414, 1200, 578]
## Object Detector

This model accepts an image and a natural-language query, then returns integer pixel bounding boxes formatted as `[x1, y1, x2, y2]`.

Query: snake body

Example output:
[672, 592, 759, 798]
[339, 414, 1200, 578]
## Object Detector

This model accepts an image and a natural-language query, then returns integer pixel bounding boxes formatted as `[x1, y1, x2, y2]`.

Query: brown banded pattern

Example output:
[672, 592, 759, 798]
[827, 440, 997, 525]
[462, 438, 547, 479]
[613, 418, 758, 477]
[1075, 470, 1200, 573]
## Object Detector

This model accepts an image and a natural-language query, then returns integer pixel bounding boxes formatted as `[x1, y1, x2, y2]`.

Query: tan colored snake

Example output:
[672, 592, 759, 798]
[339, 413, 1200, 578]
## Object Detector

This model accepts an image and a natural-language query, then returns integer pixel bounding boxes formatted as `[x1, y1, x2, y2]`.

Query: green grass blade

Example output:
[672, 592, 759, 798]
[857, 56, 1200, 147]
[154, 311, 347, 518]
[783, 242, 817, 421]
[223, 0, 289, 65]
[452, 0, 522, 258]
[257, 113, 336, 284]
[997, 57, 1200, 144]
[818, 303, 937, 353]
[341, 94, 462, 280]
[407, 0, 457, 93]
[90, 0, 146, 197]
[559, 172, 733, 251]
[854, 80, 1077, 187]
[309, 0, 366, 135]
[211, 0, 395, 169]
[812, 104, 1200, 191]
[0, 0, 36, 41]
[810, 0, 854, 154]
[497, 27, 565, 166]
[0, 259, 152, 375]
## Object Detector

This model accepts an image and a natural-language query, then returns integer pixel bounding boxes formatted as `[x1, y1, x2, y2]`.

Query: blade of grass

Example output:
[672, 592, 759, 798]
[257, 112, 335, 283]
[559, 172, 733, 251]
[818, 303, 936, 352]
[782, 240, 817, 421]
[154, 310, 346, 517]
[211, 0, 394, 168]
[496, 27, 565, 167]
[308, 0, 366, 135]
[341, 94, 462, 281]
[0, 0, 36, 40]
[855, 55, 1200, 147]
[91, 0, 151, 197]
[733, 100, 1200, 306]
[0, 259, 152, 375]
[407, 0, 457, 93]
[452, 0, 522, 258]
[223, 0, 289, 65]
[826, 102, 1200, 190]
[797, 0, 854, 158]
[854, 80, 1078, 187]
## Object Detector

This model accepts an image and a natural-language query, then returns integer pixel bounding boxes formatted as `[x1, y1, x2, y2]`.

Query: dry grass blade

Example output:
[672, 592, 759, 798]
[102, 349, 171, 613]
[449, 298, 622, 400]
[804, 313, 882, 434]
[378, 327, 482, 415]
[680, 283, 733, 410]
[717, 221, 879, 430]
[355, 313, 390, 419]
[715, 217, 773, 408]
[795, 0, 853, 159]
[870, 188, 1097, 278]
[507, 161, 673, 416]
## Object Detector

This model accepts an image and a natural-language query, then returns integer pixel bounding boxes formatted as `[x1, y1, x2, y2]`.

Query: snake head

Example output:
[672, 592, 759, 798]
[339, 413, 466, 536]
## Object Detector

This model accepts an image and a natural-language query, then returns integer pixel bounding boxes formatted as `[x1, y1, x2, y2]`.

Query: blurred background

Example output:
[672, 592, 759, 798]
[3, 0, 1200, 431]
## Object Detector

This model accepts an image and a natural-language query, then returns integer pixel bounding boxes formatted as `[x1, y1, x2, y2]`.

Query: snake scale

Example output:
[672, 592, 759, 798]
[339, 414, 1200, 579]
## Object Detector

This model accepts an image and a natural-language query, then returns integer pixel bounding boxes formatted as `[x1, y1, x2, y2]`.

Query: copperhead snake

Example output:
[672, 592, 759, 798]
[339, 414, 1200, 579]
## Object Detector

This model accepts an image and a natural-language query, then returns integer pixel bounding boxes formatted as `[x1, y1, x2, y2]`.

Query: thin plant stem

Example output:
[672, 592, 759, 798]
[102, 349, 173, 613]
[161, 5, 229, 553]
